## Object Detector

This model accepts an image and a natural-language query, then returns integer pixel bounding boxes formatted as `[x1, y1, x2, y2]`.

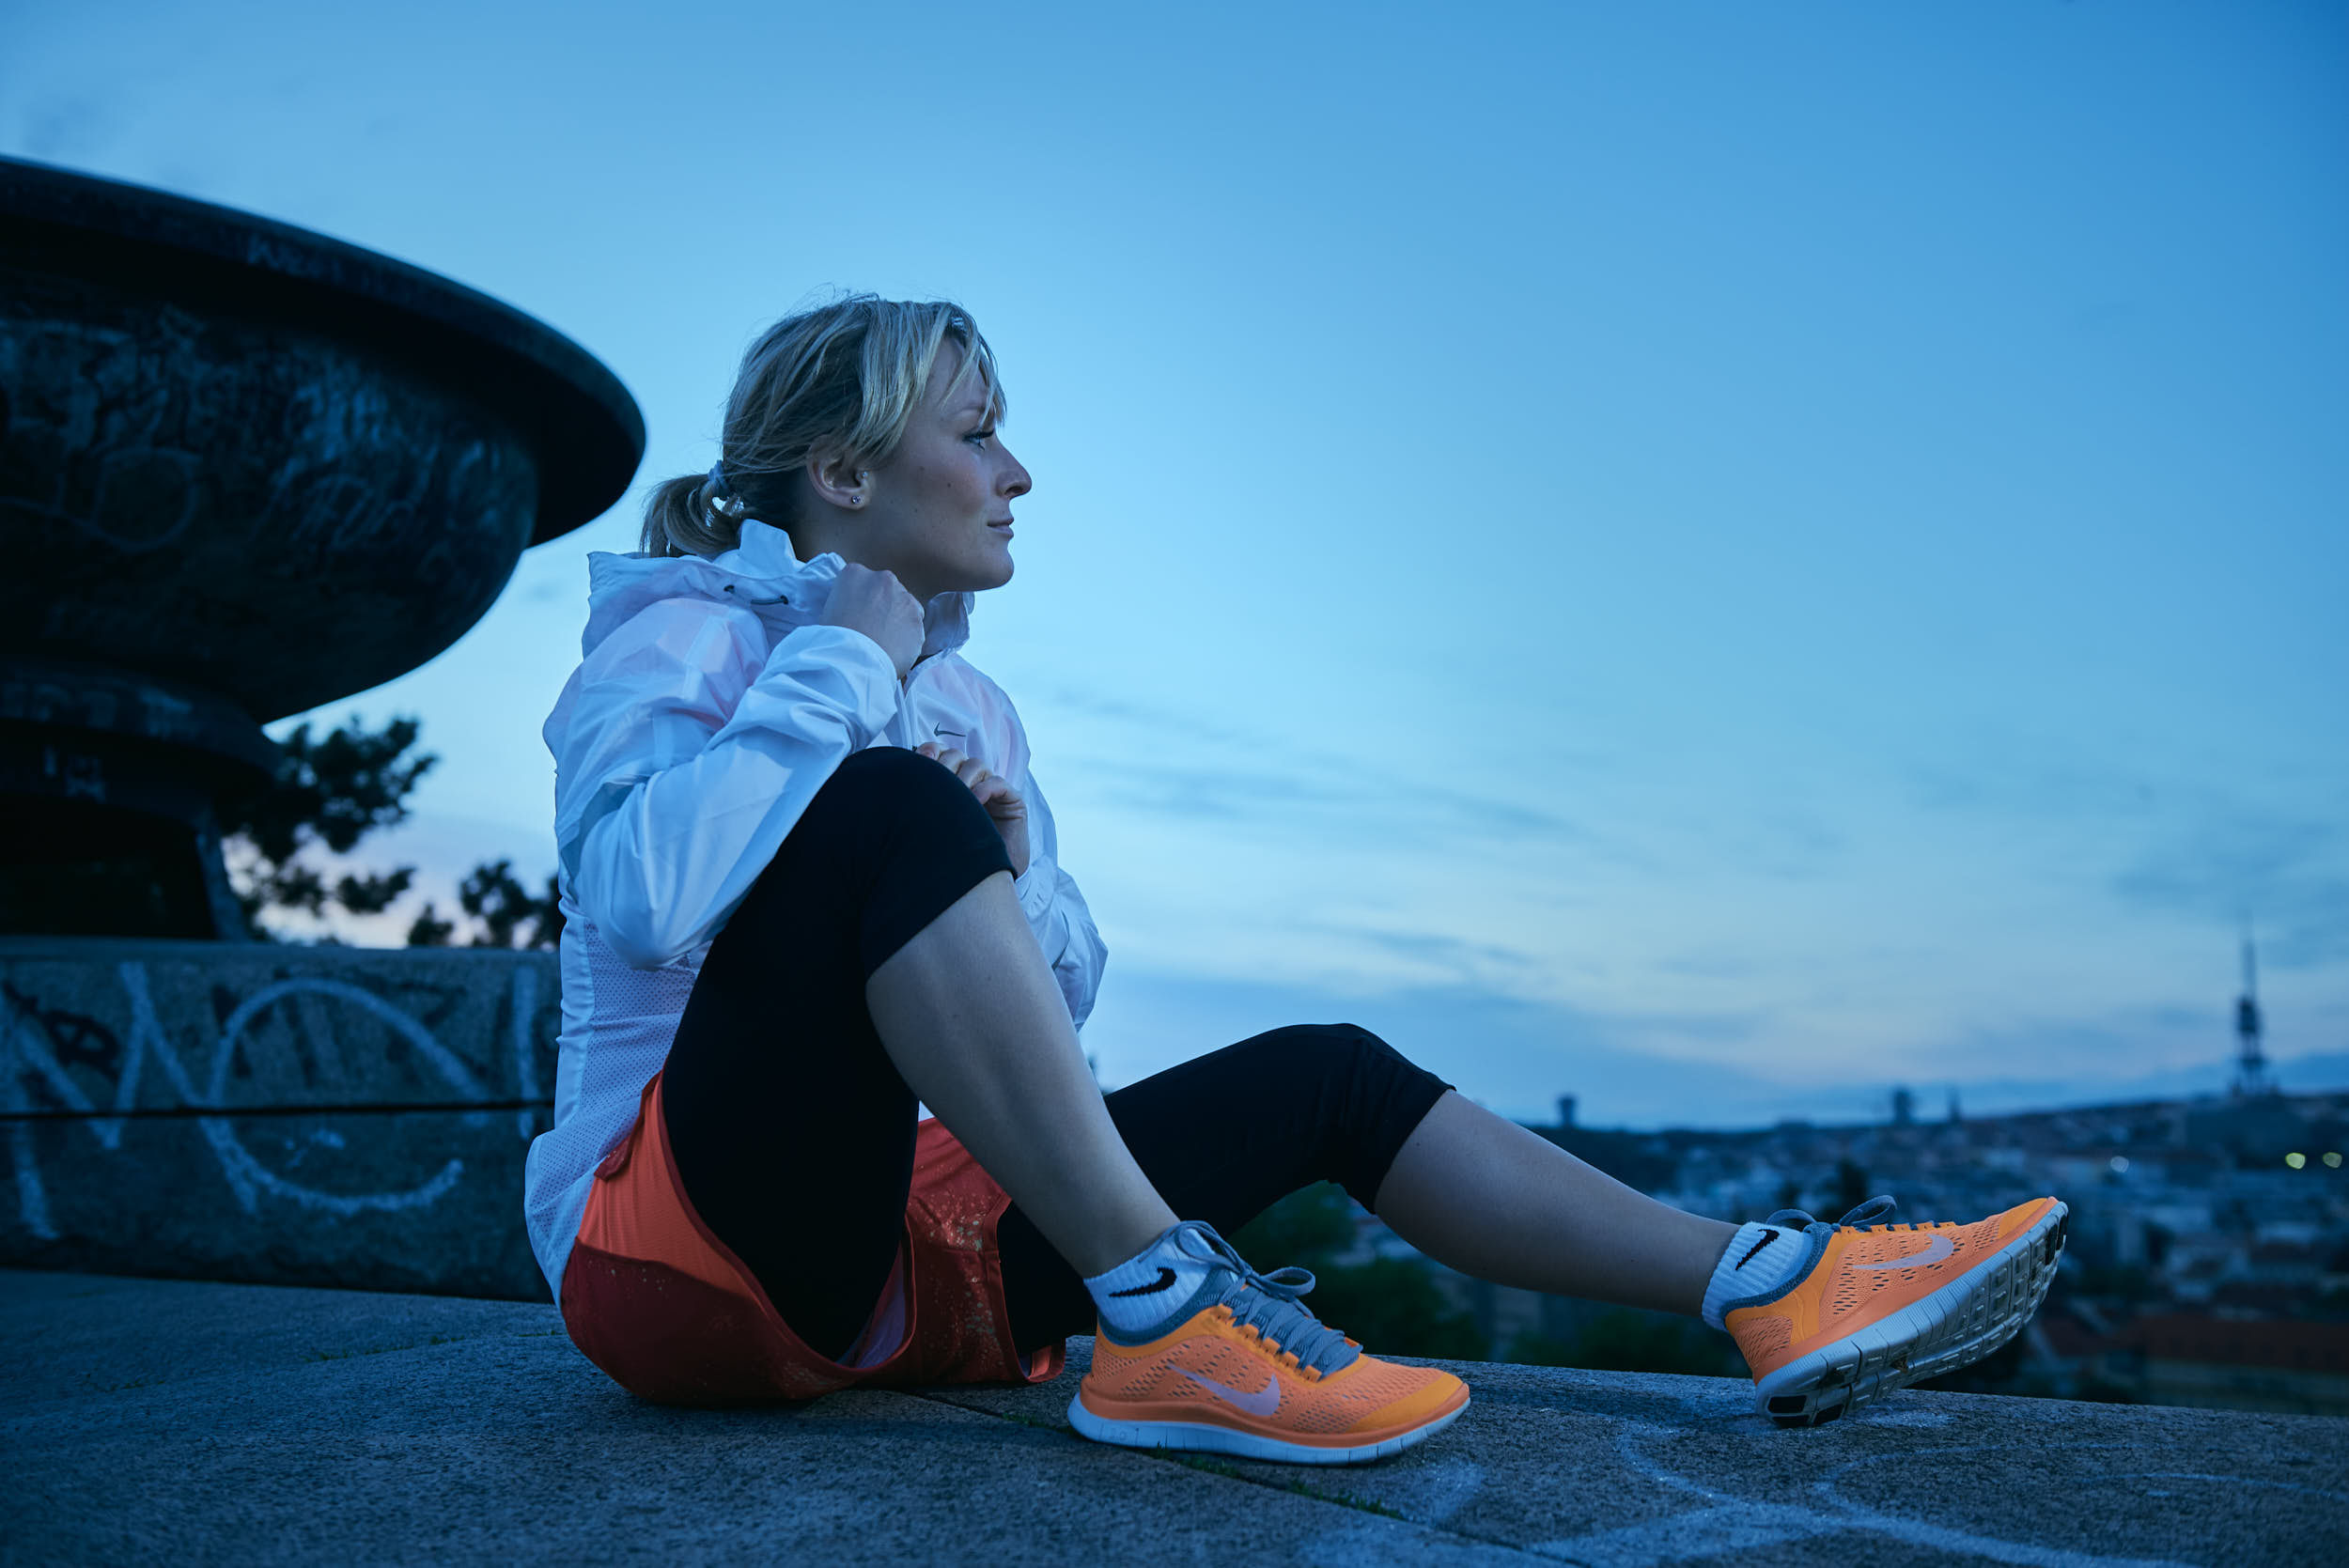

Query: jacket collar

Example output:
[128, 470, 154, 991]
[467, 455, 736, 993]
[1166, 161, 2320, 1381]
[580, 519, 974, 668]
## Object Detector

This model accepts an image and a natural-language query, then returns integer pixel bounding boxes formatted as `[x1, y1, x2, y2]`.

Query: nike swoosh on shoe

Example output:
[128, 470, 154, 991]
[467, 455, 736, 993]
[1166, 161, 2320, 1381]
[1174, 1366, 1282, 1417]
[1849, 1234, 1955, 1270]
[1107, 1267, 1177, 1297]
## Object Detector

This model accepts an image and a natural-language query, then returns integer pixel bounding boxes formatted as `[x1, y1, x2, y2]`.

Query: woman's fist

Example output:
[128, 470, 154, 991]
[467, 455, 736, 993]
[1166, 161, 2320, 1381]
[820, 563, 924, 680]
[915, 742, 1030, 879]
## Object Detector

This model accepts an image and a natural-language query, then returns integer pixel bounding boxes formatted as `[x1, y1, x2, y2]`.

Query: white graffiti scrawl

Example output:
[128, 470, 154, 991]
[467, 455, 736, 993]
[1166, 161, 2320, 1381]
[3, 957, 546, 1241]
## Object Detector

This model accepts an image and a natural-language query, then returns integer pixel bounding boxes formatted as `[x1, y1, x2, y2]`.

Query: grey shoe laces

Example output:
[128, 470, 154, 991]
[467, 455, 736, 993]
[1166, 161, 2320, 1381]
[1766, 1195, 1897, 1231]
[1174, 1221, 1361, 1377]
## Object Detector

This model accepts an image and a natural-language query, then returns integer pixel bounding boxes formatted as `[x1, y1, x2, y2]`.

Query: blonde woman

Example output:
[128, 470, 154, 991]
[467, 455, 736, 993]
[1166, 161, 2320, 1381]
[522, 295, 2067, 1460]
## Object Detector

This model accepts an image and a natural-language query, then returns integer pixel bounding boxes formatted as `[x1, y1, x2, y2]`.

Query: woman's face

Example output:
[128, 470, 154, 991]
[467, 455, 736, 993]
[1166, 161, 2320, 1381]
[851, 339, 1031, 604]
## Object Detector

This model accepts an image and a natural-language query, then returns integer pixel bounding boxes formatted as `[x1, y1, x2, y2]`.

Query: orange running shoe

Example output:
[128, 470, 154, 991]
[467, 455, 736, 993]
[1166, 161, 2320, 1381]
[1068, 1222, 1470, 1465]
[1724, 1195, 2068, 1428]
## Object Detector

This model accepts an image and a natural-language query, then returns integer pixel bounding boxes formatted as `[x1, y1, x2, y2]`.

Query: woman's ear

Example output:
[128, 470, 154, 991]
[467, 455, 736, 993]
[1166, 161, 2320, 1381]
[807, 453, 871, 513]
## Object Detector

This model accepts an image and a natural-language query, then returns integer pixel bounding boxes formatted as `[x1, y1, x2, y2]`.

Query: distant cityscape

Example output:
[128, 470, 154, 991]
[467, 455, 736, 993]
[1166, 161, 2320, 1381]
[1289, 1084, 2341, 1416]
[1330, 938, 2349, 1416]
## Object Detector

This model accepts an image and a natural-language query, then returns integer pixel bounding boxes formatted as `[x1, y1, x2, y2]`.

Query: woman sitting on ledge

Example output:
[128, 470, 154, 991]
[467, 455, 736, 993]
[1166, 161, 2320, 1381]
[521, 295, 2066, 1462]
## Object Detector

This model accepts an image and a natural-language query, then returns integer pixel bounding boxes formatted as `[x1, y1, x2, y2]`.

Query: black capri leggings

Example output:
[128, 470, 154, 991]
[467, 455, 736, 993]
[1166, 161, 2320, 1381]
[658, 746, 1455, 1363]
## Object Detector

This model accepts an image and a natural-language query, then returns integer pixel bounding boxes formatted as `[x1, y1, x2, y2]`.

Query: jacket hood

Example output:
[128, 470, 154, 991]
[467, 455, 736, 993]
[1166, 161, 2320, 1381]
[577, 519, 974, 666]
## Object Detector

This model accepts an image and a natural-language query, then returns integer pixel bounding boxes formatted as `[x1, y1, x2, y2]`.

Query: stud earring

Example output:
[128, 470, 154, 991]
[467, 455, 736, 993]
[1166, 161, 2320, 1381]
[849, 495, 862, 506]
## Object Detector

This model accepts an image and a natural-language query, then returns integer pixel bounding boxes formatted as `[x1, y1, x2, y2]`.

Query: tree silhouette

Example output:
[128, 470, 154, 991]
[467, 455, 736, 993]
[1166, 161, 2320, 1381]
[221, 713, 557, 949]
[405, 856, 563, 951]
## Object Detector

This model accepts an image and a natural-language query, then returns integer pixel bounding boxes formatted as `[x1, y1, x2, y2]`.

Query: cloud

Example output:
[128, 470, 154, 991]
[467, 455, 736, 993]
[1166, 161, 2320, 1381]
[2111, 807, 2349, 968]
[1657, 950, 1760, 980]
[1905, 746, 2349, 969]
[1299, 924, 1546, 991]
[1904, 753, 2164, 822]
[1597, 1008, 1771, 1048]
[1076, 761, 1351, 822]
[1032, 684, 1261, 752]
[1037, 679, 1592, 850]
[1410, 783, 1587, 843]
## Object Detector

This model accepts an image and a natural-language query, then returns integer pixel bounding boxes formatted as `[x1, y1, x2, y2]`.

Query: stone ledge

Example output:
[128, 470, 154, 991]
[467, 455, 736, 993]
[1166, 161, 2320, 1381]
[6, 1269, 2342, 1565]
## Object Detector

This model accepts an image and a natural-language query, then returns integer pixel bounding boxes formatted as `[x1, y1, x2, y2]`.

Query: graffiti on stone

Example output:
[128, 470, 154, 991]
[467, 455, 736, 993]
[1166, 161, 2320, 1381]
[1, 952, 553, 1245]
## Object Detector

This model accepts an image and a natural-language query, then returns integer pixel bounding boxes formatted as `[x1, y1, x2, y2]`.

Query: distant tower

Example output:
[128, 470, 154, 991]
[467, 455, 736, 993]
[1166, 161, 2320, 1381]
[2232, 927, 2274, 1097]
[1947, 1086, 1963, 1125]
[1890, 1086, 1915, 1126]
[1556, 1094, 1578, 1129]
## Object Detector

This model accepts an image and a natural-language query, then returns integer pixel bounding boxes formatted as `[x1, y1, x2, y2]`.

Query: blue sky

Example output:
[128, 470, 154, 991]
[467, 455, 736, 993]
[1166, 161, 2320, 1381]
[8, 0, 2342, 1126]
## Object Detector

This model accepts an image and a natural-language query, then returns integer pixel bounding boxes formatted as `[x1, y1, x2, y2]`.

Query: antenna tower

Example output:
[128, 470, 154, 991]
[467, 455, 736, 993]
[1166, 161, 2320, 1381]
[2232, 925, 2273, 1097]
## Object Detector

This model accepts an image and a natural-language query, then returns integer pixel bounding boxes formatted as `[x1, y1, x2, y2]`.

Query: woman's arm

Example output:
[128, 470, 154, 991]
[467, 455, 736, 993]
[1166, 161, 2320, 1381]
[554, 599, 902, 969]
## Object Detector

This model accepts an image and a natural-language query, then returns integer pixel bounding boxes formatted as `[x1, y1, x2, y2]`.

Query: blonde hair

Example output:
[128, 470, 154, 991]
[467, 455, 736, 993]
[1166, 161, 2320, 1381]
[640, 294, 1006, 558]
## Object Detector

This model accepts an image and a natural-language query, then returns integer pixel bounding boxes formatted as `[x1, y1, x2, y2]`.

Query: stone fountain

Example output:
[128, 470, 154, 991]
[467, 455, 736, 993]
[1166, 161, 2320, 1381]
[0, 156, 644, 938]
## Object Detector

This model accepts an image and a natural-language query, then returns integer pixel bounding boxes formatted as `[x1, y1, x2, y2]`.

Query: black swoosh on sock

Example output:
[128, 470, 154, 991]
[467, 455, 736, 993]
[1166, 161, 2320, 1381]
[1735, 1230, 1781, 1270]
[1107, 1266, 1178, 1297]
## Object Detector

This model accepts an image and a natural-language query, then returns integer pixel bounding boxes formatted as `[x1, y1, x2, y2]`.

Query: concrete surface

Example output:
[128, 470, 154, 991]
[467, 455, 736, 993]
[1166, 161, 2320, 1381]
[1, 939, 556, 1299]
[6, 1269, 2341, 1565]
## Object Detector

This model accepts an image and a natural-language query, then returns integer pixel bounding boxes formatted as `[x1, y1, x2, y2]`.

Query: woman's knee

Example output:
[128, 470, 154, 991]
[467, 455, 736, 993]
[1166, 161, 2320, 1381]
[1237, 1021, 1417, 1082]
[1242, 1023, 1449, 1200]
[827, 742, 972, 807]
[729, 746, 1004, 924]
[803, 745, 999, 847]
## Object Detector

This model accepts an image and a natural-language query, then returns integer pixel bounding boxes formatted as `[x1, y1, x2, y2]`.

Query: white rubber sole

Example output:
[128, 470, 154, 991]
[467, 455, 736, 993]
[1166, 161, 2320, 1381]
[1753, 1201, 2069, 1428]
[1066, 1389, 1468, 1466]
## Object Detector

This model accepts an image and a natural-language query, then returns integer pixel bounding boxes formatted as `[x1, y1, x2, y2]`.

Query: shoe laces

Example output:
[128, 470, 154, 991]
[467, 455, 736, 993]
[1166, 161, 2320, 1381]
[1171, 1221, 1361, 1378]
[1766, 1195, 1898, 1231]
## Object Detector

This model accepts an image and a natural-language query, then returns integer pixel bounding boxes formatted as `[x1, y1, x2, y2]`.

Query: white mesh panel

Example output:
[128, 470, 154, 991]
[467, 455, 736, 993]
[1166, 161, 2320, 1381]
[522, 877, 704, 1301]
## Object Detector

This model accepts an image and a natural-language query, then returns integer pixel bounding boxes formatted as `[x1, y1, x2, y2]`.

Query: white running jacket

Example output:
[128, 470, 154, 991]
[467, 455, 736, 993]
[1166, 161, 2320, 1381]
[521, 518, 1108, 1303]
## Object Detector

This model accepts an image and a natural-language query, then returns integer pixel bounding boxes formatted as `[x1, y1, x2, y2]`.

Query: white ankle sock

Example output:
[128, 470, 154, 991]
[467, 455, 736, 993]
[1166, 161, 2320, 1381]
[1084, 1223, 1219, 1335]
[1701, 1220, 1810, 1329]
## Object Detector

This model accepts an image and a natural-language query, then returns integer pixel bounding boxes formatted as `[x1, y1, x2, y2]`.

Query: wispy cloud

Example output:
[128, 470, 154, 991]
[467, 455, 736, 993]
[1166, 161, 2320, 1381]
[1031, 685, 1260, 752]
[1035, 680, 1594, 850]
[1298, 924, 1547, 991]
[2111, 807, 2348, 969]
[1905, 744, 2349, 970]
[1075, 761, 1351, 822]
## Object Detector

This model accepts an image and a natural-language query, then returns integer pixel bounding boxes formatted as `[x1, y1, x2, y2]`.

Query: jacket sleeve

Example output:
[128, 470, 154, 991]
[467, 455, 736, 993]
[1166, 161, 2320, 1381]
[555, 600, 902, 969]
[1007, 763, 1109, 1034]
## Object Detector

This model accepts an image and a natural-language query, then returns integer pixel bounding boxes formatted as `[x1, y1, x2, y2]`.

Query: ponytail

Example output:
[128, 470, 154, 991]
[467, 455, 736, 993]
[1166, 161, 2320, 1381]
[638, 472, 742, 559]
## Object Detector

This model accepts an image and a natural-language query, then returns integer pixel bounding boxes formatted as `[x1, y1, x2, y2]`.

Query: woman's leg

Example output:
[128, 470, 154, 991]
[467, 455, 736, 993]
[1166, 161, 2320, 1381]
[659, 747, 1024, 1361]
[661, 745, 1177, 1358]
[863, 872, 1175, 1276]
[995, 1023, 1452, 1352]
[995, 1024, 1736, 1355]
[1373, 1091, 1735, 1312]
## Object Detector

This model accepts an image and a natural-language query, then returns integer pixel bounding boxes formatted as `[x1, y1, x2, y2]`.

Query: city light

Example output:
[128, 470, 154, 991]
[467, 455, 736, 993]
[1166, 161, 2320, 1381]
[2108, 1156, 2129, 1173]
[2326, 1153, 2343, 1170]
[2284, 1152, 2307, 1170]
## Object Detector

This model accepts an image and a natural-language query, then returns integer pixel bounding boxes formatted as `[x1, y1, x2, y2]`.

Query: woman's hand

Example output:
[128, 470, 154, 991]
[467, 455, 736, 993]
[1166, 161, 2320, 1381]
[915, 742, 1030, 879]
[821, 564, 924, 680]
